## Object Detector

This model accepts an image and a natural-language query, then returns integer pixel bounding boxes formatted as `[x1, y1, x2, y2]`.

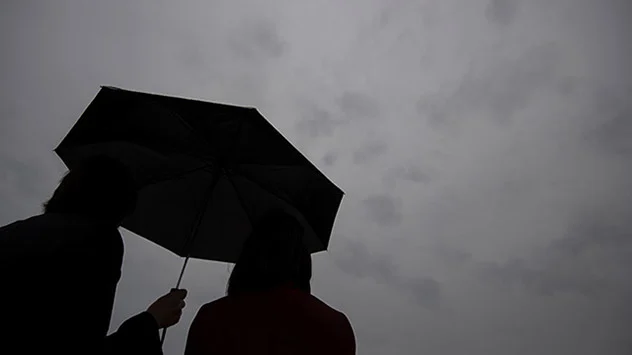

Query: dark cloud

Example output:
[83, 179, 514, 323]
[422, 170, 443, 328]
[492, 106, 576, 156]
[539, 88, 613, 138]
[296, 104, 344, 138]
[334, 238, 441, 308]
[180, 45, 207, 71]
[386, 166, 432, 184]
[415, 95, 451, 130]
[370, 2, 438, 40]
[353, 140, 388, 164]
[555, 75, 584, 97]
[551, 215, 632, 257]
[228, 21, 287, 60]
[479, 205, 632, 299]
[486, 0, 519, 27]
[581, 87, 632, 158]
[363, 194, 402, 227]
[322, 152, 338, 166]
[415, 98, 449, 130]
[552, 78, 632, 158]
[478, 258, 609, 298]
[463, 42, 558, 123]
[337, 92, 380, 119]
[404, 277, 441, 308]
[433, 245, 472, 267]
[177, 43, 218, 85]
[551, 206, 632, 280]
[417, 42, 559, 127]
[334, 238, 398, 282]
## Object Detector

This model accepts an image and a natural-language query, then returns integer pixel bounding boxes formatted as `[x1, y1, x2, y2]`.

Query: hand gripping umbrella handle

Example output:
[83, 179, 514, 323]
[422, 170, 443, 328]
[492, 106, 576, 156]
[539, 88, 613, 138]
[160, 255, 191, 346]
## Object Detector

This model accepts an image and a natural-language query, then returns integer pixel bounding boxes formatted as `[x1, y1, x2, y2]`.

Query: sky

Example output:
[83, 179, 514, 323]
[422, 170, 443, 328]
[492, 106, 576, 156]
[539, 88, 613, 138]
[1, 0, 631, 354]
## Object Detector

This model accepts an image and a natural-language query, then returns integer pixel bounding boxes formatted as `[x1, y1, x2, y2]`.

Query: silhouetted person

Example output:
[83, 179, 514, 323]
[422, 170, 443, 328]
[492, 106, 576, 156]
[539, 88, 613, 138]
[0, 156, 187, 355]
[184, 210, 356, 355]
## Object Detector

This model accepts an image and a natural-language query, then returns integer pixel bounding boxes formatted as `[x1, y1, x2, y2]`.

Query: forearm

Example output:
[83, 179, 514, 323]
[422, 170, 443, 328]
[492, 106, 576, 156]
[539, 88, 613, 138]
[104, 312, 162, 355]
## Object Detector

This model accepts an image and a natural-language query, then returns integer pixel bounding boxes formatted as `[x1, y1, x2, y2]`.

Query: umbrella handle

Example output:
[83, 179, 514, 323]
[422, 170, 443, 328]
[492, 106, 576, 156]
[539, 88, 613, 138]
[160, 256, 191, 346]
[160, 328, 168, 346]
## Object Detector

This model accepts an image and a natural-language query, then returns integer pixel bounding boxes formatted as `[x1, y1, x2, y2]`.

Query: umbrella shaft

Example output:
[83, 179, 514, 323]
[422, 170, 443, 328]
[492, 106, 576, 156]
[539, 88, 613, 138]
[162, 169, 221, 346]
[176, 255, 190, 289]
[181, 166, 223, 255]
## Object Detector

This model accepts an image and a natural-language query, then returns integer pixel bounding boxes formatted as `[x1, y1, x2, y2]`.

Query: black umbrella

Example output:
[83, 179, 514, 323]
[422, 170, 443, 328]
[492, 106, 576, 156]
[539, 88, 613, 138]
[55, 86, 344, 337]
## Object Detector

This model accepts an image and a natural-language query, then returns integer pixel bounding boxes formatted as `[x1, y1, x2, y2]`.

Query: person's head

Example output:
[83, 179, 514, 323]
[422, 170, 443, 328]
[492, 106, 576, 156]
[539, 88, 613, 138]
[227, 209, 312, 296]
[43, 156, 137, 226]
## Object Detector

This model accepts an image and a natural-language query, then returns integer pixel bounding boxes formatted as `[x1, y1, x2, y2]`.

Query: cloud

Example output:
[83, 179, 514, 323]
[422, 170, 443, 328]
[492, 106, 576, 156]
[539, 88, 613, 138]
[384, 165, 432, 185]
[322, 152, 338, 166]
[433, 245, 473, 267]
[362, 194, 402, 227]
[404, 277, 441, 308]
[296, 104, 344, 138]
[478, 202, 632, 300]
[551, 214, 631, 258]
[486, 0, 519, 27]
[333, 238, 441, 308]
[478, 258, 609, 298]
[581, 86, 632, 158]
[353, 140, 388, 164]
[334, 238, 397, 282]
[417, 42, 560, 128]
[227, 20, 287, 60]
[337, 92, 380, 120]
[473, 42, 559, 120]
[415, 94, 451, 130]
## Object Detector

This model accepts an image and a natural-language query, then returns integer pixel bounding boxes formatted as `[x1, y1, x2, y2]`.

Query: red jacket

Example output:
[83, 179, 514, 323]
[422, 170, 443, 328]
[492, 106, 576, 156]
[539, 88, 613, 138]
[185, 287, 356, 355]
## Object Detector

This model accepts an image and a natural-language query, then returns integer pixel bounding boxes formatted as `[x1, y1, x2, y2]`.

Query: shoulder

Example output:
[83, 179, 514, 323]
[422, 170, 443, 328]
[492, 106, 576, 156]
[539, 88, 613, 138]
[305, 293, 344, 316]
[0, 214, 46, 236]
[190, 296, 233, 332]
[307, 294, 355, 338]
[0, 214, 121, 242]
[326, 307, 356, 352]
[195, 296, 233, 320]
[197, 296, 232, 316]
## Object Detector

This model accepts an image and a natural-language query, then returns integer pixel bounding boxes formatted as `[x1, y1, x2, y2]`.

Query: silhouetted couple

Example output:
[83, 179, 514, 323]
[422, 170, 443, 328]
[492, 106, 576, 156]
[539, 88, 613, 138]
[0, 156, 355, 355]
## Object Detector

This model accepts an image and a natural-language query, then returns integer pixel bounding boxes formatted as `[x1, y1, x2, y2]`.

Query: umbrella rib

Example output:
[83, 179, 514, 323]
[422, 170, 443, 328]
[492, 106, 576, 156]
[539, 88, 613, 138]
[225, 171, 253, 227]
[235, 163, 306, 169]
[141, 95, 218, 161]
[142, 94, 256, 165]
[229, 172, 329, 252]
[141, 163, 214, 186]
[180, 169, 222, 256]
[233, 171, 333, 253]
[139, 95, 342, 196]
[230, 172, 302, 221]
[233, 164, 343, 194]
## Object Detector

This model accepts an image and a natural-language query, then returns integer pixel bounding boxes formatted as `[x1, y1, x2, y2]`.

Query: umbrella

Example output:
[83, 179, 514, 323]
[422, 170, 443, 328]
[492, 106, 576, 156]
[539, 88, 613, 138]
[55, 86, 344, 339]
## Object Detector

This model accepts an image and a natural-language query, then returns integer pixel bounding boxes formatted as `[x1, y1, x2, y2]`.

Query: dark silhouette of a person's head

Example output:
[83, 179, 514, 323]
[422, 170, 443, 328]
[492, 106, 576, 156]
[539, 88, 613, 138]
[227, 210, 312, 296]
[43, 156, 137, 226]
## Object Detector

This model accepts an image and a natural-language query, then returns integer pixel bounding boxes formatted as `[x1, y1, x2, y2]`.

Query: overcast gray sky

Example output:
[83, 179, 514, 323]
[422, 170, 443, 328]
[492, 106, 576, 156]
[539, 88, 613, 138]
[2, 1, 632, 354]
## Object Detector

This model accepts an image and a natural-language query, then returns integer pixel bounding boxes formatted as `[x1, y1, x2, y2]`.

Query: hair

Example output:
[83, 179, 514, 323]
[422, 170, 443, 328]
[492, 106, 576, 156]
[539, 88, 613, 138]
[227, 209, 312, 296]
[43, 156, 137, 226]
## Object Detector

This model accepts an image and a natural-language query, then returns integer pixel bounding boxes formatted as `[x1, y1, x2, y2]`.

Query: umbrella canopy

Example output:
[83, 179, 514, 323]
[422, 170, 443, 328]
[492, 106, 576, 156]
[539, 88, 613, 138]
[55, 86, 343, 263]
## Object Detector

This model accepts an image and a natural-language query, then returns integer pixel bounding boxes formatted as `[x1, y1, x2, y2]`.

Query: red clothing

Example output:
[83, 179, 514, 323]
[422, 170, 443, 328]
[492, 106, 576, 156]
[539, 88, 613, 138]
[185, 288, 356, 355]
